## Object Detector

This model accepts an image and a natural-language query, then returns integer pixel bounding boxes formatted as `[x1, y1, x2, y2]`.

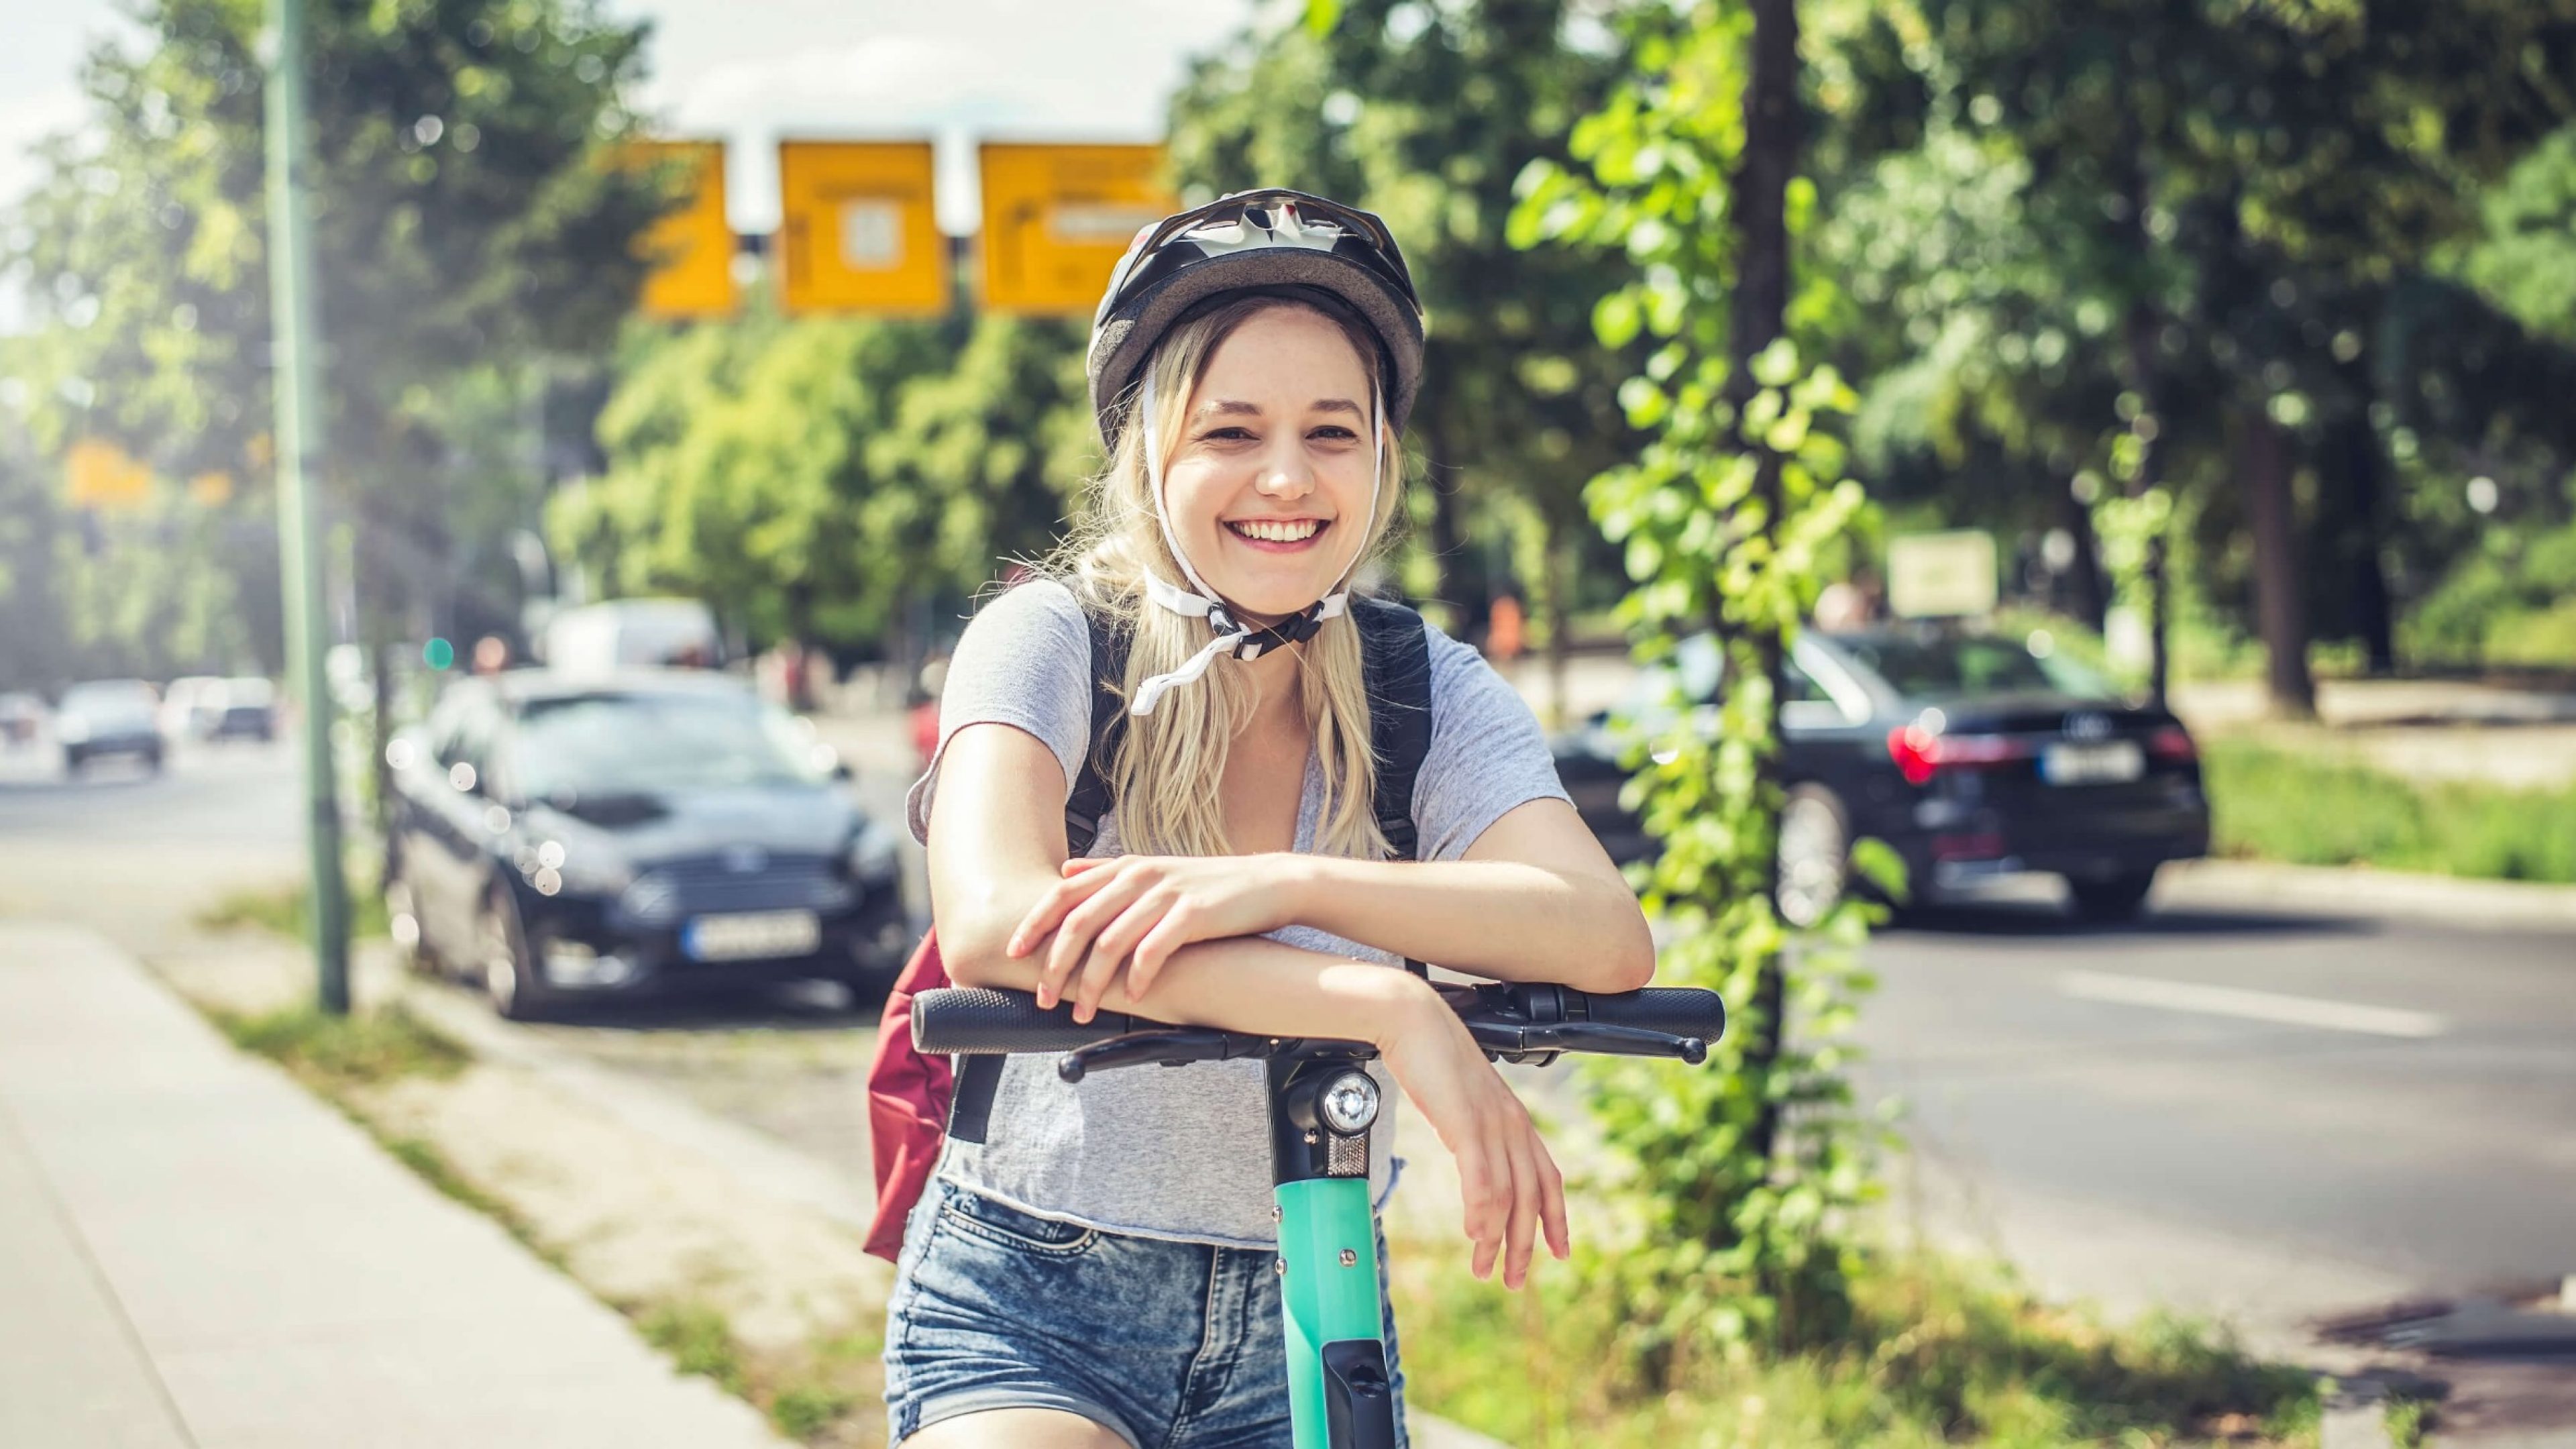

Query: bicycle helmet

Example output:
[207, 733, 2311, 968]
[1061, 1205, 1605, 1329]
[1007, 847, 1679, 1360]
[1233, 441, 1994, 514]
[1087, 191, 1428, 716]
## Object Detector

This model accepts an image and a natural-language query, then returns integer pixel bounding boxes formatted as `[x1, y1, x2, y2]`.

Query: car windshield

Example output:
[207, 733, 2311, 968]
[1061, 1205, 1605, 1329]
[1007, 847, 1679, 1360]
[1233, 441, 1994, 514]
[1833, 633, 2116, 700]
[508, 692, 824, 797]
[62, 681, 157, 716]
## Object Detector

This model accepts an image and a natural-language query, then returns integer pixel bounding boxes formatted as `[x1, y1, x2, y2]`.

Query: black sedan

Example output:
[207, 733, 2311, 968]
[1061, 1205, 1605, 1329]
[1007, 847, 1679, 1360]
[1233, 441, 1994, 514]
[1554, 628, 2210, 924]
[387, 669, 909, 1018]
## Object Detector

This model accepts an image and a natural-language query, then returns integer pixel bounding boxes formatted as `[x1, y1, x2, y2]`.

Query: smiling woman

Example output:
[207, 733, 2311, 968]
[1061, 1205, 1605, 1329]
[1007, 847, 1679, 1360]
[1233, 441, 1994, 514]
[879, 192, 1658, 1449]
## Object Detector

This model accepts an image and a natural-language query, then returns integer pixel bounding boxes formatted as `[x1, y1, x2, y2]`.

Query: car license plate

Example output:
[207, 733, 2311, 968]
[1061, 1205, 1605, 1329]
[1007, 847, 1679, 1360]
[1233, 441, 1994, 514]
[2041, 740, 2145, 786]
[683, 910, 821, 962]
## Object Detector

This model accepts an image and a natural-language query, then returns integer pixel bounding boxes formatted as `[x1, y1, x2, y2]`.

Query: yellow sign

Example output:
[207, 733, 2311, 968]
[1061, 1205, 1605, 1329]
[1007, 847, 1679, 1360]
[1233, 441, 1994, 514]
[66, 439, 152, 510]
[629, 141, 736, 319]
[978, 144, 1174, 314]
[777, 140, 946, 315]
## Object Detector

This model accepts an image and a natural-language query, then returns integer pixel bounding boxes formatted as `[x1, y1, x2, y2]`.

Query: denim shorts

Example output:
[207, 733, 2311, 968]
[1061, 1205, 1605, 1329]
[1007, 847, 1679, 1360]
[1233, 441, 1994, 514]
[883, 1178, 1409, 1448]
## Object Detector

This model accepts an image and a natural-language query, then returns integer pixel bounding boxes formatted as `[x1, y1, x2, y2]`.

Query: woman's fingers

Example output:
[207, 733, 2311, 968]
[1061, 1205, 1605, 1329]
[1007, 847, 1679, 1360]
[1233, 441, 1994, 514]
[1008, 866, 1116, 957]
[1468, 1107, 1508, 1281]
[1500, 1108, 1542, 1290]
[1036, 871, 1152, 1008]
[1122, 910, 1194, 1000]
[1069, 894, 1170, 1021]
[1536, 1136, 1570, 1263]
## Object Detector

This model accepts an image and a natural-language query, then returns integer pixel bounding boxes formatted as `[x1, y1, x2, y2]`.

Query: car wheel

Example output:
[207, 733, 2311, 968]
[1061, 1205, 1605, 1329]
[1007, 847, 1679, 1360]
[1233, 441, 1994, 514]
[2069, 868, 2158, 924]
[1776, 784, 1851, 930]
[477, 880, 548, 1022]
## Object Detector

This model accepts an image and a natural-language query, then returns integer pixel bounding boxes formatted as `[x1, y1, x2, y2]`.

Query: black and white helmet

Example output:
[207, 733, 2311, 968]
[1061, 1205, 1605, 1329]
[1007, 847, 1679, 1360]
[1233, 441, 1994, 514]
[1087, 190, 1426, 451]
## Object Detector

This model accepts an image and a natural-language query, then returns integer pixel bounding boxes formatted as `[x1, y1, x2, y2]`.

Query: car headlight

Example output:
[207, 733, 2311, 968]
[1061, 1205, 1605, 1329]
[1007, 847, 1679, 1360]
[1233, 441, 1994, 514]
[846, 820, 902, 883]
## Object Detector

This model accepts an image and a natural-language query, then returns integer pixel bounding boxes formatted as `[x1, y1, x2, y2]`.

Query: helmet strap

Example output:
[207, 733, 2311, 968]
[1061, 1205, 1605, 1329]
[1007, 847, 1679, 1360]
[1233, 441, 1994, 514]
[1128, 368, 1382, 718]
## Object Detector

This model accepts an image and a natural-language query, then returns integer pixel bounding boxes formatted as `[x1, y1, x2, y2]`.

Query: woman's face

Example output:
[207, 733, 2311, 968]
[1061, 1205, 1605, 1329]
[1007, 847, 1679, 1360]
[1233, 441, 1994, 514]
[1161, 306, 1380, 625]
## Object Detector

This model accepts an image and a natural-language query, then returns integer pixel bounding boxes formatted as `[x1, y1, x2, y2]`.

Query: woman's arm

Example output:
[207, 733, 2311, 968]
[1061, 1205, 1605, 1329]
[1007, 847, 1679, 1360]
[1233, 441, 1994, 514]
[1016, 796, 1654, 1005]
[927, 718, 1569, 1288]
[929, 720, 1430, 1040]
[1282, 798, 1654, 993]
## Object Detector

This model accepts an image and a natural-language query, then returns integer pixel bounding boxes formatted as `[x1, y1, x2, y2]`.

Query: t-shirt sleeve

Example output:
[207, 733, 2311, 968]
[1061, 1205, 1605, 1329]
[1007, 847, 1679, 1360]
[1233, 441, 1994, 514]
[904, 580, 1093, 845]
[1411, 620, 1574, 862]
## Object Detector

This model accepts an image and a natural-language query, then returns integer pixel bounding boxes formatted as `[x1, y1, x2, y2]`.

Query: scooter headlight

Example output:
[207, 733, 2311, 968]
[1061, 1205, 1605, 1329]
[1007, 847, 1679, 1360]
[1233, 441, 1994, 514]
[1318, 1071, 1381, 1135]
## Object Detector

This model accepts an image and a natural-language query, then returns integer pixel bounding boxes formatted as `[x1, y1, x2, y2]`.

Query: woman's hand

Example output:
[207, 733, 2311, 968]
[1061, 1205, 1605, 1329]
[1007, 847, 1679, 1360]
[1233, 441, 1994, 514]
[1006, 854, 1303, 1020]
[1371, 989, 1569, 1291]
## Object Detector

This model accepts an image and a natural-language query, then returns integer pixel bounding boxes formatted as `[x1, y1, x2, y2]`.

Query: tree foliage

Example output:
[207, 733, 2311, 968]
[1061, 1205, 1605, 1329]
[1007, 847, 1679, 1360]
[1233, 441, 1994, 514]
[564, 309, 1094, 656]
[1517, 0, 1884, 1364]
[3, 0, 672, 676]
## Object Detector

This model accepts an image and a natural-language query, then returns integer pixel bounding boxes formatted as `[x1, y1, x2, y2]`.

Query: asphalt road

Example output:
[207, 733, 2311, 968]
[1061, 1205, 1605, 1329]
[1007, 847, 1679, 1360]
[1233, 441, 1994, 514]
[11, 726, 2573, 1342]
[1858, 891, 2576, 1335]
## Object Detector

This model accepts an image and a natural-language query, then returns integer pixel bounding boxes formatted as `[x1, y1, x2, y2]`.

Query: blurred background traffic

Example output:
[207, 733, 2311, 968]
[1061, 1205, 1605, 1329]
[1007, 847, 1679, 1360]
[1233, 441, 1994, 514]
[4, 1, 2575, 1446]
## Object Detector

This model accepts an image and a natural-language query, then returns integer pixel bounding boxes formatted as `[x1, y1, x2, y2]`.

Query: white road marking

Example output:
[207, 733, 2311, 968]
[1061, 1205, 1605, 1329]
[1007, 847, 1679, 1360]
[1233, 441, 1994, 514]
[2058, 970, 2448, 1038]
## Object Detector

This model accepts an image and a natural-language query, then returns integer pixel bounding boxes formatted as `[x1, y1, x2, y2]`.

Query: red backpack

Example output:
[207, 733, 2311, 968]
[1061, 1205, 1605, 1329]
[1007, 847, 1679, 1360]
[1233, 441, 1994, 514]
[863, 595, 1438, 1261]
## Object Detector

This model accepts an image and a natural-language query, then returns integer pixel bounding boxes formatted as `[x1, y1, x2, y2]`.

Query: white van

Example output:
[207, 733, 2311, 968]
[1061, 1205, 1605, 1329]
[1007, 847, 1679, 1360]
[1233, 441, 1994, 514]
[539, 598, 724, 676]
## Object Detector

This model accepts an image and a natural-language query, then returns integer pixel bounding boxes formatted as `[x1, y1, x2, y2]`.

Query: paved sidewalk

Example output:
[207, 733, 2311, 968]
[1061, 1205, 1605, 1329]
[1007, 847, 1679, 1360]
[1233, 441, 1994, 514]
[0, 921, 785, 1449]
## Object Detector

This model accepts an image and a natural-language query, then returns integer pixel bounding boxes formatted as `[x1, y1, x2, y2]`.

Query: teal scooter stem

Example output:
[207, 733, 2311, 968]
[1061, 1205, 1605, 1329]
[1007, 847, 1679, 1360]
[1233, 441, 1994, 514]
[1268, 1057, 1397, 1448]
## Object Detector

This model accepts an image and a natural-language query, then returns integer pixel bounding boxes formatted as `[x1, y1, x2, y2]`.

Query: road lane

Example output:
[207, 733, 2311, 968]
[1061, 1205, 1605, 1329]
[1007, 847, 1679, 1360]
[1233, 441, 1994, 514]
[1858, 897, 2576, 1325]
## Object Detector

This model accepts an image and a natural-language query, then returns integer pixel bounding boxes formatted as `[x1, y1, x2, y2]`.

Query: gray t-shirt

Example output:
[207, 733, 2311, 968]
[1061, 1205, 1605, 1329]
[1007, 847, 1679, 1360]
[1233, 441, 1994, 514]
[905, 579, 1571, 1246]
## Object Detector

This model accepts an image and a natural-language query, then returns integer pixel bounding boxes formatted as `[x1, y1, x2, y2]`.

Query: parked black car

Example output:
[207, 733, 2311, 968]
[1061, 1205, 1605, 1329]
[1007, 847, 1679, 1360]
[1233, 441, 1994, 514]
[387, 669, 908, 1018]
[58, 680, 164, 775]
[1553, 628, 2210, 923]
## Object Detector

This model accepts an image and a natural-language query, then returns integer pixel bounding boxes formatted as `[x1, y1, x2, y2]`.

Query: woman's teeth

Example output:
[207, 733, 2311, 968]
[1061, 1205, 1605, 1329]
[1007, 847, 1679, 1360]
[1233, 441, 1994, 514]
[1228, 519, 1324, 543]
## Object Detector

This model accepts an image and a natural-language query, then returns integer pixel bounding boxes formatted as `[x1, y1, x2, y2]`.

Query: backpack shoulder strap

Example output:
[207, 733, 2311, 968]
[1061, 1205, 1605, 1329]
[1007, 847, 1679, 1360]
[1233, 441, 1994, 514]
[1350, 595, 1434, 863]
[1350, 595, 1437, 980]
[1063, 603, 1131, 854]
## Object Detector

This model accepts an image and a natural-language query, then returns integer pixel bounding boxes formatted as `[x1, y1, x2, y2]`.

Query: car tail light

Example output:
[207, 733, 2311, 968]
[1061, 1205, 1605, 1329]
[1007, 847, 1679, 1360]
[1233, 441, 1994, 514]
[1886, 725, 2033, 786]
[2147, 725, 2196, 762]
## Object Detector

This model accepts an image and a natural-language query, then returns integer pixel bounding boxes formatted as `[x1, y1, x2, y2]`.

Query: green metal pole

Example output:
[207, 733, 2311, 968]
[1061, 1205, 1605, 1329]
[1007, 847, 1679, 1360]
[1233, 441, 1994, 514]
[264, 0, 351, 1014]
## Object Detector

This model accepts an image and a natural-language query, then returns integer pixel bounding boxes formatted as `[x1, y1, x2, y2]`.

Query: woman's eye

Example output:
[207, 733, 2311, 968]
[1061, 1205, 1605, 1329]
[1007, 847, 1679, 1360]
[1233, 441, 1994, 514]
[1199, 427, 1256, 442]
[1309, 426, 1358, 441]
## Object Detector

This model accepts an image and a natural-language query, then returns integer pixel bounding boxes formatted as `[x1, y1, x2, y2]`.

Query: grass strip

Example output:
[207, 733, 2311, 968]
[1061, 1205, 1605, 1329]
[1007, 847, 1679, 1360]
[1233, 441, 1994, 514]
[1386, 1230, 2321, 1448]
[197, 874, 392, 942]
[2203, 739, 2576, 884]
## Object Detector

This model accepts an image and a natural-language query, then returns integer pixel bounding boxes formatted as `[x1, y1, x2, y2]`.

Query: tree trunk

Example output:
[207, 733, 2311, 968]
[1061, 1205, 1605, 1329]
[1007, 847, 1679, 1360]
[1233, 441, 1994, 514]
[2334, 411, 2397, 674]
[1420, 400, 1477, 635]
[2116, 132, 2174, 709]
[2241, 408, 2317, 718]
[1732, 0, 1799, 1171]
[2055, 476, 2110, 633]
[1542, 519, 1572, 731]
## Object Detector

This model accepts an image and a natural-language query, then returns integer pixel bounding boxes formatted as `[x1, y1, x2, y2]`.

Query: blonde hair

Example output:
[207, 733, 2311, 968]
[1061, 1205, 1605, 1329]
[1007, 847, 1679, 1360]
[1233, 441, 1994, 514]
[1048, 294, 1406, 860]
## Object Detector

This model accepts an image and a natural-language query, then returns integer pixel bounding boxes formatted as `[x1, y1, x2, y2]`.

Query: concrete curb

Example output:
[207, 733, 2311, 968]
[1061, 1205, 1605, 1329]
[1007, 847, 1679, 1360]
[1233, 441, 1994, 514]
[2159, 859, 2576, 934]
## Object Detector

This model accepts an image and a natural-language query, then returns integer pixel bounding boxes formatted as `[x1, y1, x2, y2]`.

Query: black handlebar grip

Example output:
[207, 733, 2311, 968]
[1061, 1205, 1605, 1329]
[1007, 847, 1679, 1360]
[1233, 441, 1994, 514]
[910, 987, 1156, 1054]
[1576, 987, 1727, 1044]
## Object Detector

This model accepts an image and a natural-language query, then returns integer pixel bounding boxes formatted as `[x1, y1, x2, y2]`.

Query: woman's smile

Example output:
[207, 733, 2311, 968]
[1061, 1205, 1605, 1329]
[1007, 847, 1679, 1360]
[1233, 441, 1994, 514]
[1224, 517, 1332, 553]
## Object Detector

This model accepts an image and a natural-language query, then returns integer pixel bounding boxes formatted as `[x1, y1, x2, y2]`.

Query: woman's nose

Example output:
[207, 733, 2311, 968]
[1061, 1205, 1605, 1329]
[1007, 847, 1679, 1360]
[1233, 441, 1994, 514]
[1252, 443, 1316, 499]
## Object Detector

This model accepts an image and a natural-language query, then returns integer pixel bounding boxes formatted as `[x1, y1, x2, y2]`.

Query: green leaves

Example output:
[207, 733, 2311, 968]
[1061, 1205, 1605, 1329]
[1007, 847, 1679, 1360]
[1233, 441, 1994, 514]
[1512, 0, 1885, 1365]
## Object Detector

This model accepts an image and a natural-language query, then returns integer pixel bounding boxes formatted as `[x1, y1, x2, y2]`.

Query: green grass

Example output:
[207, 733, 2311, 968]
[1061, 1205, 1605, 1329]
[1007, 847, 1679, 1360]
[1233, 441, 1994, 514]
[2203, 738, 2576, 884]
[197, 873, 392, 942]
[633, 1303, 881, 1443]
[209, 1001, 469, 1086]
[1387, 1237, 2320, 1448]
